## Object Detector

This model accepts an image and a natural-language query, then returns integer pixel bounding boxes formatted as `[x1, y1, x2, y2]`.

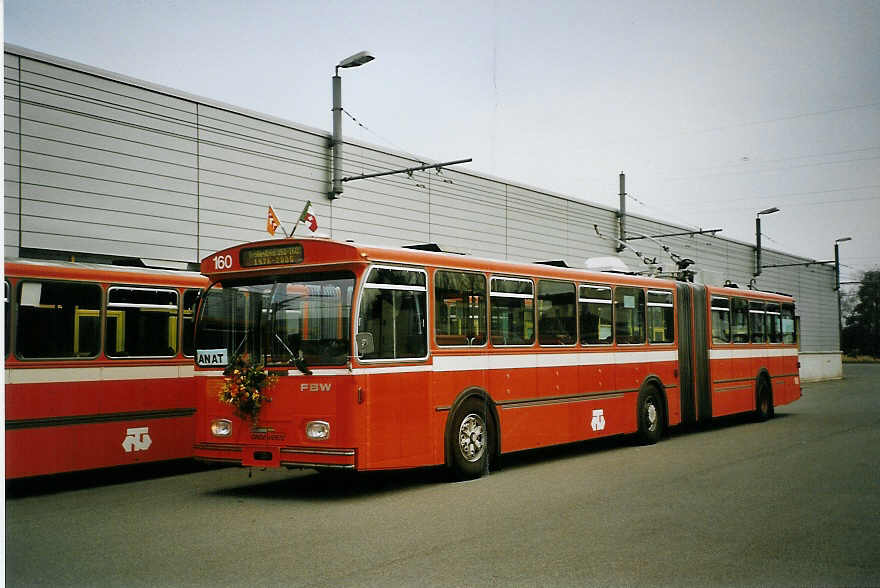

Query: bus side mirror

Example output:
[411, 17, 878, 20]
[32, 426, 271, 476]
[355, 332, 374, 357]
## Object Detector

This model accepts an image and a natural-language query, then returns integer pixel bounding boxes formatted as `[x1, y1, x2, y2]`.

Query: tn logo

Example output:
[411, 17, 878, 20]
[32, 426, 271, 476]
[122, 427, 152, 453]
[590, 409, 606, 432]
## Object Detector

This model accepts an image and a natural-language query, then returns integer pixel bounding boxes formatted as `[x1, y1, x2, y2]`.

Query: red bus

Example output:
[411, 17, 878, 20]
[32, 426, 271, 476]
[192, 238, 800, 479]
[4, 258, 209, 478]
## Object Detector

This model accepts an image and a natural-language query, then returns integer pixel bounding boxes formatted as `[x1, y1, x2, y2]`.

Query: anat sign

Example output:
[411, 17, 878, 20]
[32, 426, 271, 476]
[197, 349, 228, 366]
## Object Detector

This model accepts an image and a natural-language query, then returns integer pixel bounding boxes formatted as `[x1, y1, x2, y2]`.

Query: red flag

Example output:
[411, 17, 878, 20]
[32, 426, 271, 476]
[300, 211, 318, 232]
[267, 206, 281, 236]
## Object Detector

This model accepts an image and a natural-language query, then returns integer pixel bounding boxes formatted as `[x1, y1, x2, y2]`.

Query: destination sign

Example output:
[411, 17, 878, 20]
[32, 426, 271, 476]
[240, 244, 304, 267]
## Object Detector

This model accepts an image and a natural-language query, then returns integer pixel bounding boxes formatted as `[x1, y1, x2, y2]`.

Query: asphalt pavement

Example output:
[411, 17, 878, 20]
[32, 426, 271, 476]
[6, 364, 879, 587]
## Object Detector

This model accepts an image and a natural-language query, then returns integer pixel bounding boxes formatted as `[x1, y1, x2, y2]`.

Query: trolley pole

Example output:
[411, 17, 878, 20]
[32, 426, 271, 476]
[617, 172, 626, 252]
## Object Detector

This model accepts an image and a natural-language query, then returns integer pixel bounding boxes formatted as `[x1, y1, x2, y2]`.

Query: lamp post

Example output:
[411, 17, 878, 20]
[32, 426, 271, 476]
[754, 207, 780, 277]
[330, 51, 374, 200]
[834, 236, 852, 349]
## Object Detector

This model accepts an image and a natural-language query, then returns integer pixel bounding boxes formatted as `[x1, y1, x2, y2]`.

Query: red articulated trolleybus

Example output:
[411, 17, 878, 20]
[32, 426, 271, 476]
[192, 237, 801, 479]
[5, 258, 208, 479]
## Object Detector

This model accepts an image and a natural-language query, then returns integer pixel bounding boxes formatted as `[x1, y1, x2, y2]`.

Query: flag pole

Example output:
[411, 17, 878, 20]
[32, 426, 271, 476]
[290, 200, 311, 235]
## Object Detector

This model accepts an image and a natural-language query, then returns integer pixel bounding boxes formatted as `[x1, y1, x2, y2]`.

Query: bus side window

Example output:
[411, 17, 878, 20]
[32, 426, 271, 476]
[16, 280, 102, 359]
[731, 297, 749, 343]
[490, 277, 534, 346]
[579, 284, 613, 345]
[106, 287, 178, 358]
[359, 266, 428, 360]
[182, 289, 201, 357]
[434, 270, 487, 346]
[711, 296, 731, 344]
[537, 280, 576, 346]
[781, 303, 797, 344]
[4, 281, 9, 357]
[614, 286, 645, 345]
[766, 302, 782, 343]
[647, 289, 674, 344]
[749, 300, 766, 343]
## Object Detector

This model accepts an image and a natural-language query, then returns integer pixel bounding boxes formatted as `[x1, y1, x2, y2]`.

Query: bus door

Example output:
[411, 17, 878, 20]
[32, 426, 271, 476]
[357, 265, 433, 469]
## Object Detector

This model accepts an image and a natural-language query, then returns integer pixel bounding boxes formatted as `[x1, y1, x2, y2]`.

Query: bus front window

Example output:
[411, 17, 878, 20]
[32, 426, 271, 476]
[195, 271, 354, 368]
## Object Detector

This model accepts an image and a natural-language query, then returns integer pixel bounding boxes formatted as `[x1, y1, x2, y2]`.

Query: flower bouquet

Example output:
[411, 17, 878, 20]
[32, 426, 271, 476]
[219, 353, 278, 421]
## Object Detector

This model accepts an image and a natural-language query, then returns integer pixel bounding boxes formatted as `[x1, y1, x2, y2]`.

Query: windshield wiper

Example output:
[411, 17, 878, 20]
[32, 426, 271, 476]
[276, 332, 312, 376]
[232, 332, 249, 359]
[274, 332, 296, 357]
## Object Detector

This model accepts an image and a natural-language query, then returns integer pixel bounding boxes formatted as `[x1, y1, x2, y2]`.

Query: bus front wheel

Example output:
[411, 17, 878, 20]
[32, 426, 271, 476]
[449, 398, 492, 480]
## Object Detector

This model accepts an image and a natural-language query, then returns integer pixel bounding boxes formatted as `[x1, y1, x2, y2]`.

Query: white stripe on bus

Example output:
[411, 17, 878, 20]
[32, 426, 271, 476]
[709, 348, 798, 360]
[16, 347, 793, 385]
[192, 350, 679, 378]
[6, 364, 196, 385]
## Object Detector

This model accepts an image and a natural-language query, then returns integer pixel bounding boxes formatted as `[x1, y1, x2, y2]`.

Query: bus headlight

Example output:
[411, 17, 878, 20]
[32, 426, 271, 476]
[306, 420, 330, 440]
[211, 419, 232, 437]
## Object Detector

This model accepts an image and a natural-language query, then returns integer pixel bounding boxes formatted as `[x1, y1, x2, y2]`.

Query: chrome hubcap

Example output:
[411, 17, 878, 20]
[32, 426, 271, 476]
[646, 400, 658, 432]
[458, 413, 485, 462]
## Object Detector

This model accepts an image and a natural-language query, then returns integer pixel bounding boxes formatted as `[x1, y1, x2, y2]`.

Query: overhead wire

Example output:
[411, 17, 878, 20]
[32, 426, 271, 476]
[9, 62, 874, 266]
[661, 99, 880, 139]
[5, 67, 679, 240]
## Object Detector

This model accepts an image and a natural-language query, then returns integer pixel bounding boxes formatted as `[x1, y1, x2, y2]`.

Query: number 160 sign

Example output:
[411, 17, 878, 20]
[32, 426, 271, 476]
[212, 254, 233, 270]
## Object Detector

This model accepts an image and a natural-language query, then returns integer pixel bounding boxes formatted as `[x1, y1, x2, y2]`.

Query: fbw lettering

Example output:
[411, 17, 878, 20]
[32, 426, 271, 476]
[300, 383, 332, 392]
[122, 427, 152, 452]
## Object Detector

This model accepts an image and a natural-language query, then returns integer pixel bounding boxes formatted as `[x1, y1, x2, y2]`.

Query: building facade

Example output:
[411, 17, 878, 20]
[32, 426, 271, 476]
[3, 45, 840, 380]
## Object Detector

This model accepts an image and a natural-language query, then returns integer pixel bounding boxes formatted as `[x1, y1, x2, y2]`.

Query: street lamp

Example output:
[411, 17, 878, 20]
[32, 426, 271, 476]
[754, 207, 780, 277]
[834, 237, 852, 349]
[330, 51, 375, 199]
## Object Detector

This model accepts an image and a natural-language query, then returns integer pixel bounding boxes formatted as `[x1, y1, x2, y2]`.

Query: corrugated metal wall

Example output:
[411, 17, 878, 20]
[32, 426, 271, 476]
[2, 46, 838, 353]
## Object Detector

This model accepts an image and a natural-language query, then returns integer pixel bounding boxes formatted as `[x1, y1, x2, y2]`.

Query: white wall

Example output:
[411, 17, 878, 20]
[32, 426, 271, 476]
[3, 45, 843, 380]
[799, 352, 844, 382]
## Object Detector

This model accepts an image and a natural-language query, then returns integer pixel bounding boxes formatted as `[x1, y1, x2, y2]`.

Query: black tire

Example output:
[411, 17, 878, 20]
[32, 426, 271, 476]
[449, 397, 492, 480]
[637, 386, 665, 444]
[755, 377, 774, 421]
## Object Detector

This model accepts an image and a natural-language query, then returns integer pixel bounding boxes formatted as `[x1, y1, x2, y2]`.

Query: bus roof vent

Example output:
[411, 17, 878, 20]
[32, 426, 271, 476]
[534, 260, 569, 267]
[584, 256, 631, 273]
[403, 243, 442, 252]
[402, 243, 467, 255]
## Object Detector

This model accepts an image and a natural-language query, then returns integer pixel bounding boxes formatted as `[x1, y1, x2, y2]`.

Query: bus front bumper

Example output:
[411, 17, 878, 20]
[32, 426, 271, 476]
[194, 443, 357, 470]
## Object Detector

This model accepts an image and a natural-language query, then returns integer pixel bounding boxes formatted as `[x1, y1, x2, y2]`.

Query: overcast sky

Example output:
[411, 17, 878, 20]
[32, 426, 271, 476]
[5, 0, 879, 285]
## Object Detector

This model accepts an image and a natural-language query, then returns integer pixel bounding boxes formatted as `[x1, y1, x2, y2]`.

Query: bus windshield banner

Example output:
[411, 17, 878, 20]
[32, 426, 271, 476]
[240, 244, 304, 268]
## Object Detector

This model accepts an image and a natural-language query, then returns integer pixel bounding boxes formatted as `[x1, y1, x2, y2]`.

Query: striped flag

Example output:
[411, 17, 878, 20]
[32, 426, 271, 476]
[267, 206, 282, 236]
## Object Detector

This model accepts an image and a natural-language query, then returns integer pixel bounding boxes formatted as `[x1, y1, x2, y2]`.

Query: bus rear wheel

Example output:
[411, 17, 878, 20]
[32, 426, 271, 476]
[755, 378, 774, 421]
[449, 398, 492, 480]
[637, 386, 665, 444]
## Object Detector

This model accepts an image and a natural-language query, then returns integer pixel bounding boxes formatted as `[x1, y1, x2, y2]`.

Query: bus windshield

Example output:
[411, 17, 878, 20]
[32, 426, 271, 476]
[195, 271, 354, 368]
